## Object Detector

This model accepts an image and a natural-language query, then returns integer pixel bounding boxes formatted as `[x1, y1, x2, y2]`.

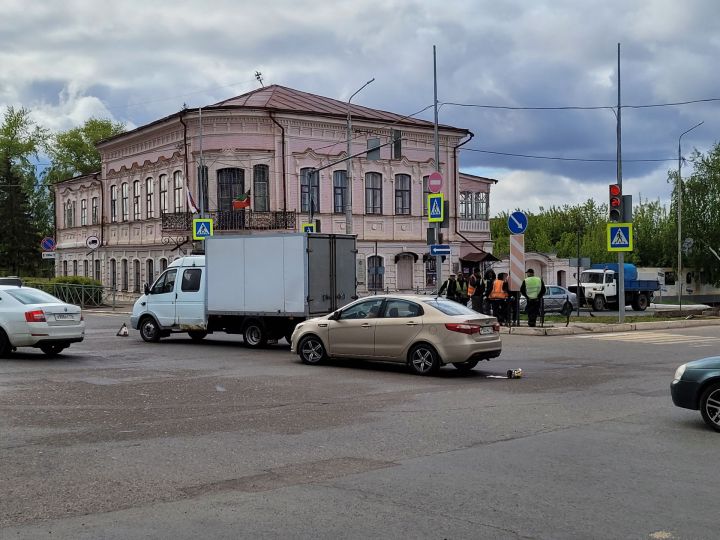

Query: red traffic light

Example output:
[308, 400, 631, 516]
[609, 184, 621, 197]
[610, 197, 621, 207]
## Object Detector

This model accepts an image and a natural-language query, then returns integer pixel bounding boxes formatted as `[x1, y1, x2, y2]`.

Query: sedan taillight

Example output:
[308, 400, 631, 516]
[25, 310, 46, 323]
[493, 323, 500, 332]
[445, 323, 482, 335]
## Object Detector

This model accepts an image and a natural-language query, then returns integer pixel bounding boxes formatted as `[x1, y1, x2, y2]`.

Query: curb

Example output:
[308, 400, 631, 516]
[501, 318, 720, 336]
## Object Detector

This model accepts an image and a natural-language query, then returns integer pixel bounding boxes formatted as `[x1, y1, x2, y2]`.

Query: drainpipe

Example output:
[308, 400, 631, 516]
[269, 113, 287, 212]
[452, 130, 476, 250]
[179, 111, 190, 194]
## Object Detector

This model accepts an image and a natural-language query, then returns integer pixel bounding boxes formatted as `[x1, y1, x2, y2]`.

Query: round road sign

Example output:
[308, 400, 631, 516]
[40, 237, 56, 251]
[86, 235, 100, 250]
[428, 171, 443, 193]
[507, 211, 528, 234]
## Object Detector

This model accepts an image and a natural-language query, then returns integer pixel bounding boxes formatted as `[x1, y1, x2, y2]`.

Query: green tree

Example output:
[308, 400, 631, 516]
[44, 118, 125, 183]
[0, 107, 48, 275]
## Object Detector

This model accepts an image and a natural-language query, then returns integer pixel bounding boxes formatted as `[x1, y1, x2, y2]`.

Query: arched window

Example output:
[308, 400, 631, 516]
[217, 168, 245, 212]
[173, 171, 183, 213]
[83, 260, 89, 277]
[133, 260, 141, 293]
[145, 177, 154, 218]
[557, 270, 566, 287]
[72, 260, 78, 276]
[133, 180, 141, 220]
[300, 167, 319, 213]
[394, 174, 411, 215]
[146, 258, 155, 286]
[160, 258, 168, 272]
[396, 254, 414, 290]
[110, 259, 117, 289]
[121, 182, 129, 221]
[159, 174, 168, 214]
[365, 172, 382, 214]
[368, 255, 384, 290]
[121, 259, 129, 291]
[253, 164, 269, 211]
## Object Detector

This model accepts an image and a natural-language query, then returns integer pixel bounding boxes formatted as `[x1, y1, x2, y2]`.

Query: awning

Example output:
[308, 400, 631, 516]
[460, 251, 499, 263]
[394, 251, 419, 264]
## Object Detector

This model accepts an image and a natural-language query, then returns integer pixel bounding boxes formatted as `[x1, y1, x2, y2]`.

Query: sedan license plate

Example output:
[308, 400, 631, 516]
[55, 313, 74, 321]
[481, 326, 493, 335]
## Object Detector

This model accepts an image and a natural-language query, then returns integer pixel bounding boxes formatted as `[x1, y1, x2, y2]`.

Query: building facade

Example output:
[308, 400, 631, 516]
[54, 86, 495, 298]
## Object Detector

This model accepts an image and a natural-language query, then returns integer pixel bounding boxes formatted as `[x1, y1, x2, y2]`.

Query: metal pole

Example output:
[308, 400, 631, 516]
[433, 45, 442, 295]
[199, 107, 204, 217]
[616, 43, 625, 323]
[346, 78, 374, 235]
[577, 228, 581, 316]
[677, 121, 704, 314]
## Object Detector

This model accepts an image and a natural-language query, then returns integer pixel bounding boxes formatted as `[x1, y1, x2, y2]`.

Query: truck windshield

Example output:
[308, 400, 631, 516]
[581, 272, 603, 284]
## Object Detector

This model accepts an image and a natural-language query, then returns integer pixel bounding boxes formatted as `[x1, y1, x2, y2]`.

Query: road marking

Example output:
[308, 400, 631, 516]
[573, 331, 720, 346]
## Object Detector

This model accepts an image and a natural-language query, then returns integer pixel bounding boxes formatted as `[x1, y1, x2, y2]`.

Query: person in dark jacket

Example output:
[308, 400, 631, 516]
[469, 268, 485, 312]
[438, 274, 459, 301]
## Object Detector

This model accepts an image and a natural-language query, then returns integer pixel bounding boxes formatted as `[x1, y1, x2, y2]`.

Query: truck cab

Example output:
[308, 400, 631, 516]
[580, 264, 659, 311]
[131, 256, 207, 342]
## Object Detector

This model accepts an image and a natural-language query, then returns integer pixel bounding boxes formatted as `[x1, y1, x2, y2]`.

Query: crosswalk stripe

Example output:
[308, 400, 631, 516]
[573, 331, 720, 346]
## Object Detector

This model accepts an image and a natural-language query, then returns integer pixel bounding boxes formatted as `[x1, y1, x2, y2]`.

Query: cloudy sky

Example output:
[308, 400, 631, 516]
[2, 0, 717, 216]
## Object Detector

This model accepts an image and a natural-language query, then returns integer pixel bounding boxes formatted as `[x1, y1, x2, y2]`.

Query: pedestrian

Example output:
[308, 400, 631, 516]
[438, 273, 459, 301]
[487, 271, 510, 323]
[469, 268, 485, 312]
[456, 273, 469, 305]
[520, 268, 546, 327]
[482, 269, 496, 315]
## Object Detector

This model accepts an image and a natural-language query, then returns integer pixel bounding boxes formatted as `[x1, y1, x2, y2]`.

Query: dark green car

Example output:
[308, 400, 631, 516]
[671, 356, 720, 432]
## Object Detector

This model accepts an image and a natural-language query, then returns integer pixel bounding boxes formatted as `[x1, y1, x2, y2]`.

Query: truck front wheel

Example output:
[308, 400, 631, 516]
[592, 296, 605, 311]
[140, 316, 161, 342]
[243, 321, 267, 348]
[632, 293, 649, 311]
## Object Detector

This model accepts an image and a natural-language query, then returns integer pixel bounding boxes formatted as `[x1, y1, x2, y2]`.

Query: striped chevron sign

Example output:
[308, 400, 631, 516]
[509, 234, 525, 291]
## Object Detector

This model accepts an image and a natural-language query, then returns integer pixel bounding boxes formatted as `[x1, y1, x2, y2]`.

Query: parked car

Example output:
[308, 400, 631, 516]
[0, 285, 85, 357]
[519, 285, 578, 313]
[290, 295, 501, 375]
[671, 356, 720, 432]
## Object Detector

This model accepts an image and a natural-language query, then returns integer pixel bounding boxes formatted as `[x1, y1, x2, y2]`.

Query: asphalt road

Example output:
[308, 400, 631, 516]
[1, 312, 718, 539]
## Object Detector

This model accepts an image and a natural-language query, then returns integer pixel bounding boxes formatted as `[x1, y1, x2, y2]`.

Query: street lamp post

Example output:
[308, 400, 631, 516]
[346, 78, 375, 235]
[677, 121, 703, 313]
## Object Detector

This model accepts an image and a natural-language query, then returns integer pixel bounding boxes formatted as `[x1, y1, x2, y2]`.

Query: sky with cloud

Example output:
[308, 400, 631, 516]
[1, 0, 717, 216]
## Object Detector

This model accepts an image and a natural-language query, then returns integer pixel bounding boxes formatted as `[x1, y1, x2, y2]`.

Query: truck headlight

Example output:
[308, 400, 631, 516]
[673, 364, 686, 382]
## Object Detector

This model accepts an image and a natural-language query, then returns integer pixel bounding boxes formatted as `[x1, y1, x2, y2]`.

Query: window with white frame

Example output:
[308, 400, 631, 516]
[367, 255, 384, 290]
[460, 191, 489, 220]
[173, 171, 183, 213]
[333, 170, 347, 214]
[300, 167, 319, 213]
[91, 197, 98, 224]
[474, 192, 489, 220]
[80, 199, 87, 226]
[145, 177, 154, 218]
[133, 180, 141, 220]
[395, 174, 411, 215]
[121, 182, 129, 221]
[159, 174, 168, 214]
[253, 164, 269, 212]
[110, 186, 118, 222]
[365, 172, 382, 214]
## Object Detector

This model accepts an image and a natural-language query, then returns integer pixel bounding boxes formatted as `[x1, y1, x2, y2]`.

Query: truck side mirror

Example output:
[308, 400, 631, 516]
[144, 283, 150, 295]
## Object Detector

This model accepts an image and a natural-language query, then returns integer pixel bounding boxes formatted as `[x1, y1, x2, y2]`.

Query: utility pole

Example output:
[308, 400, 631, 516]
[198, 107, 204, 218]
[433, 45, 442, 295]
[616, 43, 625, 323]
[346, 78, 375, 235]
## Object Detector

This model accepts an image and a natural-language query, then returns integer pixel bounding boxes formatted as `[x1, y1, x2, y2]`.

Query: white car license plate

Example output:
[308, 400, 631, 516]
[481, 326, 493, 334]
[55, 313, 74, 320]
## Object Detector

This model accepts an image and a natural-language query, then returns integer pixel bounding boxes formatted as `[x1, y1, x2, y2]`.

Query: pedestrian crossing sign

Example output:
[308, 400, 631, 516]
[607, 222, 633, 252]
[192, 218, 214, 240]
[428, 193, 444, 223]
[301, 222, 316, 233]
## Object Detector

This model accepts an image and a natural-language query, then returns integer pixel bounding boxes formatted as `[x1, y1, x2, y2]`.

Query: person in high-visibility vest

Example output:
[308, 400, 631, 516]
[487, 272, 510, 323]
[520, 268, 546, 327]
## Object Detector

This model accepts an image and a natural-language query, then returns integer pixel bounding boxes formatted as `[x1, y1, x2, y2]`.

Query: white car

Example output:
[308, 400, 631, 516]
[0, 285, 85, 357]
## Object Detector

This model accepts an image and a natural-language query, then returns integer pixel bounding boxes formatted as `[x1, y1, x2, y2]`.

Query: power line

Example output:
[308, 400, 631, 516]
[441, 96, 720, 111]
[463, 147, 676, 163]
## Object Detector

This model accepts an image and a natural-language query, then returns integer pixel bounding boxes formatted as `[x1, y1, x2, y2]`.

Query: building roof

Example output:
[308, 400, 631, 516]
[459, 172, 498, 184]
[98, 85, 468, 147]
[210, 85, 466, 132]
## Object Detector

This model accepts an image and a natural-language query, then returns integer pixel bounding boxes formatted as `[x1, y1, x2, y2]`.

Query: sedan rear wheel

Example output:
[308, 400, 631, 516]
[409, 344, 440, 376]
[298, 336, 326, 365]
[39, 344, 66, 357]
[452, 359, 479, 372]
[700, 383, 720, 432]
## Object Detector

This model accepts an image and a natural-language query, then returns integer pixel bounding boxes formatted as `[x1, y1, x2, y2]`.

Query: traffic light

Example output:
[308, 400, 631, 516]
[609, 184, 623, 222]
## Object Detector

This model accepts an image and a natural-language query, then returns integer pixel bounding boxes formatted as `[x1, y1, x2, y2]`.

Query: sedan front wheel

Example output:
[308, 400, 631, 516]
[700, 382, 720, 432]
[298, 336, 326, 365]
[409, 344, 440, 376]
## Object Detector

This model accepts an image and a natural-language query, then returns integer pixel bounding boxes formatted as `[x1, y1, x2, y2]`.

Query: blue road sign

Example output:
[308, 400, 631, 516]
[430, 244, 451, 256]
[507, 211, 528, 234]
[607, 223, 633, 252]
[428, 193, 444, 223]
[301, 222, 316, 233]
[40, 237, 56, 251]
[192, 218, 214, 240]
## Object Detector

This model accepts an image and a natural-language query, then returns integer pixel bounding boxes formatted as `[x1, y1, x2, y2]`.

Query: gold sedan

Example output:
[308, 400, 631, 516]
[290, 295, 501, 375]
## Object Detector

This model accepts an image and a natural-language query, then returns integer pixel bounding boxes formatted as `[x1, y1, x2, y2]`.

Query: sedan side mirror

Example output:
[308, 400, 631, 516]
[144, 283, 150, 295]
[329, 311, 340, 321]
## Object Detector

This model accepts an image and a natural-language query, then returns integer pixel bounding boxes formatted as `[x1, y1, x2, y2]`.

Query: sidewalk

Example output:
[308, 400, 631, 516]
[501, 316, 720, 336]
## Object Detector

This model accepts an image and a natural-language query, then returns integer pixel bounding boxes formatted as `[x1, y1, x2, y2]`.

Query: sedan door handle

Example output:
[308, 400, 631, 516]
[361, 323, 371, 328]
[405, 321, 418, 326]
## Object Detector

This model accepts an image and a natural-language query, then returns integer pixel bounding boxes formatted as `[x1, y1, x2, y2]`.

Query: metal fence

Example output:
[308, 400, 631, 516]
[25, 282, 116, 309]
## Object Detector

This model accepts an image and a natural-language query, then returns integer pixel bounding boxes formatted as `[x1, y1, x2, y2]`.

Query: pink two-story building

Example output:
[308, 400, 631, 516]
[53, 85, 496, 298]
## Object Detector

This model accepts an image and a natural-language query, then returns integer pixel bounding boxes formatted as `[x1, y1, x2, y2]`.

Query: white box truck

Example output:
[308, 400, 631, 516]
[130, 233, 357, 347]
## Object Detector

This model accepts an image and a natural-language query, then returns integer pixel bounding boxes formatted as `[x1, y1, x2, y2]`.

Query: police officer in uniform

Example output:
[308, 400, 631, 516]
[520, 268, 546, 327]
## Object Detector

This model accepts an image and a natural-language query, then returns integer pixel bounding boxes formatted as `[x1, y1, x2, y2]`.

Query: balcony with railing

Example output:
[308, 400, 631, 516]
[458, 219, 490, 233]
[162, 210, 297, 232]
